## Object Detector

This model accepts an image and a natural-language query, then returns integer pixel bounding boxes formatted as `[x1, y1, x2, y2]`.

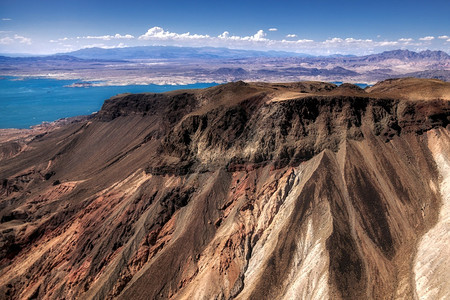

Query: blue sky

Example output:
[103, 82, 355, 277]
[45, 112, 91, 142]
[0, 0, 449, 55]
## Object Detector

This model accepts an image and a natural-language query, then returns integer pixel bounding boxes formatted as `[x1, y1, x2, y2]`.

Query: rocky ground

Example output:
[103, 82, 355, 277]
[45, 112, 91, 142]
[0, 78, 449, 299]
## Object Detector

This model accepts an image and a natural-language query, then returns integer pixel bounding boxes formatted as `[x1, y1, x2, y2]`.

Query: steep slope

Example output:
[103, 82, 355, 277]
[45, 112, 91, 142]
[0, 78, 449, 299]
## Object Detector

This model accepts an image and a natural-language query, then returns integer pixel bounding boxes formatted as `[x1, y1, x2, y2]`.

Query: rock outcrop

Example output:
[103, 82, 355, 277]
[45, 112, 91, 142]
[0, 78, 449, 299]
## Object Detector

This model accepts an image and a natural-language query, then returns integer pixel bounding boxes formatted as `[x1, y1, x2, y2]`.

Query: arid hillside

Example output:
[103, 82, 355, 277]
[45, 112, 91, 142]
[0, 78, 449, 299]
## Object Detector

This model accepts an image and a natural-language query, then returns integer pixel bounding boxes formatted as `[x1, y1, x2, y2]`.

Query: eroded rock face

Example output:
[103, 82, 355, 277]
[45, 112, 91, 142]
[0, 78, 449, 299]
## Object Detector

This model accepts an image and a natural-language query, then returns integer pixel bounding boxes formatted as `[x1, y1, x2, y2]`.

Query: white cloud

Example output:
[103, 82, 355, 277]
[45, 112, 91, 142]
[324, 37, 343, 43]
[218, 31, 230, 39]
[438, 35, 449, 39]
[2, 18, 11, 21]
[323, 37, 373, 44]
[398, 38, 413, 42]
[50, 34, 134, 44]
[419, 36, 435, 41]
[80, 42, 128, 49]
[0, 36, 13, 44]
[245, 30, 267, 41]
[268, 28, 278, 32]
[281, 39, 313, 44]
[345, 38, 373, 43]
[139, 27, 271, 45]
[85, 34, 134, 40]
[286, 34, 297, 38]
[50, 37, 72, 44]
[217, 30, 268, 42]
[139, 27, 209, 40]
[15, 35, 32, 44]
[378, 41, 398, 46]
[0, 34, 31, 45]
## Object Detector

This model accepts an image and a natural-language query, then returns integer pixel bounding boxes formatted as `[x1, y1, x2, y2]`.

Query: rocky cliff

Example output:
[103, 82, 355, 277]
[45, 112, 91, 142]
[0, 78, 449, 299]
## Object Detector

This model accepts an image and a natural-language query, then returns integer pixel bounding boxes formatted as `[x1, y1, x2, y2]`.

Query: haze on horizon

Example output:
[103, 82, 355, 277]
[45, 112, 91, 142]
[0, 0, 449, 55]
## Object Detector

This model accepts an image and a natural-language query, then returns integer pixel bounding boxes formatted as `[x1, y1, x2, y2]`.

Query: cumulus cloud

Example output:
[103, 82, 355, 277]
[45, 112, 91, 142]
[218, 31, 230, 39]
[217, 30, 268, 42]
[139, 27, 271, 45]
[245, 30, 267, 41]
[139, 27, 209, 40]
[268, 28, 278, 32]
[286, 34, 297, 38]
[398, 38, 413, 42]
[438, 35, 449, 39]
[419, 36, 434, 41]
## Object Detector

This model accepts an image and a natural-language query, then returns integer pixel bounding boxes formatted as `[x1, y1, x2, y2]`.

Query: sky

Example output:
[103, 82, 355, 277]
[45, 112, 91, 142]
[0, 0, 449, 55]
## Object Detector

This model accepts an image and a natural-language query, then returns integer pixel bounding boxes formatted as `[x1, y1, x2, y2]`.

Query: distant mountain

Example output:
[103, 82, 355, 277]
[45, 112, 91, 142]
[64, 46, 313, 60]
[3, 48, 448, 63]
[306, 49, 450, 64]
[363, 49, 450, 62]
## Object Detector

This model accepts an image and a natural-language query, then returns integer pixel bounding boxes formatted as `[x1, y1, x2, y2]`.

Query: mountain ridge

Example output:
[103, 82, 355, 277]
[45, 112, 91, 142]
[0, 78, 449, 299]
[1, 48, 448, 62]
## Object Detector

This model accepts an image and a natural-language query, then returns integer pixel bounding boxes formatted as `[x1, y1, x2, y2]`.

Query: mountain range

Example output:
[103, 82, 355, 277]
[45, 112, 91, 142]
[62, 46, 313, 60]
[61, 47, 449, 61]
[1, 48, 449, 84]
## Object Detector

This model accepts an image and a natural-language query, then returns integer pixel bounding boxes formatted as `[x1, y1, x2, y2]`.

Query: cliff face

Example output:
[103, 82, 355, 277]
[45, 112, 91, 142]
[0, 78, 449, 299]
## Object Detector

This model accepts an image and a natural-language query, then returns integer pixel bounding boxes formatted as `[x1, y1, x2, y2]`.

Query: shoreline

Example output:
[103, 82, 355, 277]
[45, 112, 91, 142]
[0, 115, 92, 144]
[0, 74, 222, 87]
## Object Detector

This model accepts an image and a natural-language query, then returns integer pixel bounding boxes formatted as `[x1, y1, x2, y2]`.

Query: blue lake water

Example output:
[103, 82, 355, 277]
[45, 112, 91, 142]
[331, 81, 371, 88]
[0, 77, 218, 129]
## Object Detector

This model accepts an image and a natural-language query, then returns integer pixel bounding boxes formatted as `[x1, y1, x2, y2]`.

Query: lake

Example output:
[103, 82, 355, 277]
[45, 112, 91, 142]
[0, 76, 218, 129]
[0, 77, 372, 129]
